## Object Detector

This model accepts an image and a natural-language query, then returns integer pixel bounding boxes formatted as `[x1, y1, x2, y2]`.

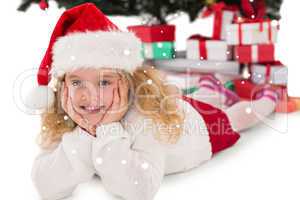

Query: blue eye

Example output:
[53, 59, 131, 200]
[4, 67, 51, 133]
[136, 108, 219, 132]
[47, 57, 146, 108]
[71, 80, 82, 87]
[99, 80, 111, 87]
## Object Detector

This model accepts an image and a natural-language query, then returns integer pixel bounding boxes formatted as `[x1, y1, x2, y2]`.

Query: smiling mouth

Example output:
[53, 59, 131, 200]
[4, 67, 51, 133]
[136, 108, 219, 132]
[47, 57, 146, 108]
[80, 105, 105, 113]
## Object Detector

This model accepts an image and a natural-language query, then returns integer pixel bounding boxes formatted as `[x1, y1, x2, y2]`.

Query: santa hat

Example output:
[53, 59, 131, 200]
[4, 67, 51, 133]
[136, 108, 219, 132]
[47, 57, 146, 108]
[26, 3, 143, 110]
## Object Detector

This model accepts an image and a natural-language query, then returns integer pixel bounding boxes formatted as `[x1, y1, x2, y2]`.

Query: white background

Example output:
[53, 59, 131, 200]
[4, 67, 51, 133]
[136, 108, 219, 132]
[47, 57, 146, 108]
[0, 0, 299, 199]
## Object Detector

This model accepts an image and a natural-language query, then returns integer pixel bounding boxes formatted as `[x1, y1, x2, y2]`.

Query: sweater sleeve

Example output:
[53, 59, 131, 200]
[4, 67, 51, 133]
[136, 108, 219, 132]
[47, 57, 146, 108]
[92, 122, 165, 200]
[31, 129, 96, 200]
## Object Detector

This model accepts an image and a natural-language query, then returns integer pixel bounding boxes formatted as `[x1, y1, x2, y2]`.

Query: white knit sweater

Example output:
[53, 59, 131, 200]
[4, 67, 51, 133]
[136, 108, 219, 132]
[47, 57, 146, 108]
[31, 98, 212, 200]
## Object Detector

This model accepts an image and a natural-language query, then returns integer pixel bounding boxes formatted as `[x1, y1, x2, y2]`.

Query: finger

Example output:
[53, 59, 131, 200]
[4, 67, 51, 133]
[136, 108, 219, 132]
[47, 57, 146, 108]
[119, 78, 129, 107]
[113, 86, 120, 107]
[61, 83, 68, 112]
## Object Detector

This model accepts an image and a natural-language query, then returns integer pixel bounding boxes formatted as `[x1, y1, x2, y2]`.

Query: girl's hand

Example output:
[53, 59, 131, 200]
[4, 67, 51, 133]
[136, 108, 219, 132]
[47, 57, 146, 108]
[97, 77, 129, 125]
[61, 82, 97, 137]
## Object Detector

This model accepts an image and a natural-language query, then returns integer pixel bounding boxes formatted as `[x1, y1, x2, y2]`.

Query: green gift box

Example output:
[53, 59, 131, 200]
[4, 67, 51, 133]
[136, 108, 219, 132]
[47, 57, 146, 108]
[142, 42, 175, 60]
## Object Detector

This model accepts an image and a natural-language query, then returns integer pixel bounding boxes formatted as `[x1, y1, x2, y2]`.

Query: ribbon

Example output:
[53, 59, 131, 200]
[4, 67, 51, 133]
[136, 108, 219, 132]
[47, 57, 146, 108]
[241, 0, 266, 20]
[189, 35, 210, 59]
[39, 0, 49, 10]
[236, 18, 272, 45]
[199, 40, 207, 60]
[264, 61, 283, 83]
[202, 2, 238, 40]
[265, 64, 271, 83]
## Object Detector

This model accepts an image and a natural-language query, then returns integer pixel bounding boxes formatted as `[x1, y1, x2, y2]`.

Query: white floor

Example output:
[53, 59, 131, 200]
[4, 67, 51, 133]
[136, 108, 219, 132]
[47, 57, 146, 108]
[1, 1, 299, 200]
[63, 112, 300, 200]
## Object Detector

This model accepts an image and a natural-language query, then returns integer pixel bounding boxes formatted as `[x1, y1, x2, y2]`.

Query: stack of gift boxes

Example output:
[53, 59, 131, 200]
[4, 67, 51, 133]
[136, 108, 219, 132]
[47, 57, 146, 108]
[228, 19, 296, 113]
[128, 24, 202, 94]
[186, 2, 298, 113]
[127, 25, 176, 60]
[127, 3, 298, 112]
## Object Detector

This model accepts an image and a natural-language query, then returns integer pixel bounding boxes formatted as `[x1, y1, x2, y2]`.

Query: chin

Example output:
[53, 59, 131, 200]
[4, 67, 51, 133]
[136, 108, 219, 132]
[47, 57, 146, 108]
[82, 113, 103, 125]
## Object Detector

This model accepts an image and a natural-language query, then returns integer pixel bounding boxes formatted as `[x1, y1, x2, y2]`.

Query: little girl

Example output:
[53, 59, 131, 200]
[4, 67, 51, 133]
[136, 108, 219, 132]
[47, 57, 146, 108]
[28, 3, 279, 200]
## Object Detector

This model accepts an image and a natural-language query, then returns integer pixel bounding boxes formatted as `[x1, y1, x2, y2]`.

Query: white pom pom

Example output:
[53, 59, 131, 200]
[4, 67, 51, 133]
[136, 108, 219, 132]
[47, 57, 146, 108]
[25, 86, 55, 110]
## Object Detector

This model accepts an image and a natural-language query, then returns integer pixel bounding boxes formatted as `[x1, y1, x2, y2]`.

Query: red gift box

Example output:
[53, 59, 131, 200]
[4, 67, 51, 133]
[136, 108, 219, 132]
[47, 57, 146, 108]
[233, 79, 264, 100]
[234, 44, 275, 63]
[233, 79, 287, 100]
[127, 25, 175, 43]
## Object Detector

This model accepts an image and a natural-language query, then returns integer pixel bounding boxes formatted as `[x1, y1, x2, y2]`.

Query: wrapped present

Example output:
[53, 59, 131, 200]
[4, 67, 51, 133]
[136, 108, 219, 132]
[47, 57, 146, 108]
[276, 98, 298, 113]
[233, 79, 264, 99]
[142, 42, 175, 59]
[127, 25, 175, 43]
[224, 80, 235, 91]
[201, 2, 239, 40]
[226, 19, 279, 45]
[150, 59, 241, 75]
[250, 61, 288, 86]
[233, 79, 287, 100]
[187, 35, 233, 61]
[294, 98, 300, 110]
[234, 44, 275, 63]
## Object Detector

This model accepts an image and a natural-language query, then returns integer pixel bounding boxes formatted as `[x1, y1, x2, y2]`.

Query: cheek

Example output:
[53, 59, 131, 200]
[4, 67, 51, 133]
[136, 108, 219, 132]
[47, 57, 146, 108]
[100, 86, 115, 105]
[69, 88, 89, 105]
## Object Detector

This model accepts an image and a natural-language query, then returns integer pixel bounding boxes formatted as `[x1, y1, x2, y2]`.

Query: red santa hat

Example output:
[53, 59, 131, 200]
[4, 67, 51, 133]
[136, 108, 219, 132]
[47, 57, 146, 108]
[26, 3, 143, 110]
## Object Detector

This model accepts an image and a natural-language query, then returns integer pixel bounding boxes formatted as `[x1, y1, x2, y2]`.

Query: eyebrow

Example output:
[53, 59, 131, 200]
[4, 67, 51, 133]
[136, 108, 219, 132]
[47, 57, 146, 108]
[68, 75, 80, 79]
[102, 74, 116, 78]
[100, 73, 119, 79]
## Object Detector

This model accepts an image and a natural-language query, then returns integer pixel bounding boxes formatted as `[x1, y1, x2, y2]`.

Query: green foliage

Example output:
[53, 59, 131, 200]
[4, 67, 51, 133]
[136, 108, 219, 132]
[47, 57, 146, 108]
[18, 0, 283, 24]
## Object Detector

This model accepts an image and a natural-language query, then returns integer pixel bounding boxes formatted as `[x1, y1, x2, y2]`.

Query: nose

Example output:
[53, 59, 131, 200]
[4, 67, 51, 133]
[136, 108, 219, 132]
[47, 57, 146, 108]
[81, 84, 102, 107]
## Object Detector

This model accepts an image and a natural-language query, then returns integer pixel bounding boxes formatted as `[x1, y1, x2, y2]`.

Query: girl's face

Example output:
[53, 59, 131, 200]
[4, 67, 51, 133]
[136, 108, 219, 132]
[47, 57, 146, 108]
[64, 67, 125, 126]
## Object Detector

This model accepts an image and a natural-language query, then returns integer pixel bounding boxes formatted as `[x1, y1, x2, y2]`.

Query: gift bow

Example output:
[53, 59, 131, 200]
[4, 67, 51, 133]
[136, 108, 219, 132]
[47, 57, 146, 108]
[202, 2, 238, 18]
[241, 0, 266, 20]
[188, 34, 212, 60]
[202, 0, 266, 20]
[201, 2, 239, 40]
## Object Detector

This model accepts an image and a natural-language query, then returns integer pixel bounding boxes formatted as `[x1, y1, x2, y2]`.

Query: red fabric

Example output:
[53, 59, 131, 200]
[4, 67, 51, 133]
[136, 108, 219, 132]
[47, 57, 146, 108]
[127, 25, 175, 43]
[180, 95, 240, 155]
[235, 44, 275, 63]
[38, 3, 118, 86]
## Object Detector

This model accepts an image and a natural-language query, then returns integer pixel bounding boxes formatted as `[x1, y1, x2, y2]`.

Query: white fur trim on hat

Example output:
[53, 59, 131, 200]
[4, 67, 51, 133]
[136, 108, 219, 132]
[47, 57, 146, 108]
[50, 30, 144, 77]
[25, 86, 55, 110]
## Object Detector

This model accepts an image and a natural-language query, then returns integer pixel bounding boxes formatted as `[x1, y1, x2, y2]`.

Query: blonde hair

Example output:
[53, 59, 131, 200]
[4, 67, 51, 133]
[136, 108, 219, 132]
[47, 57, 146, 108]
[37, 65, 185, 150]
